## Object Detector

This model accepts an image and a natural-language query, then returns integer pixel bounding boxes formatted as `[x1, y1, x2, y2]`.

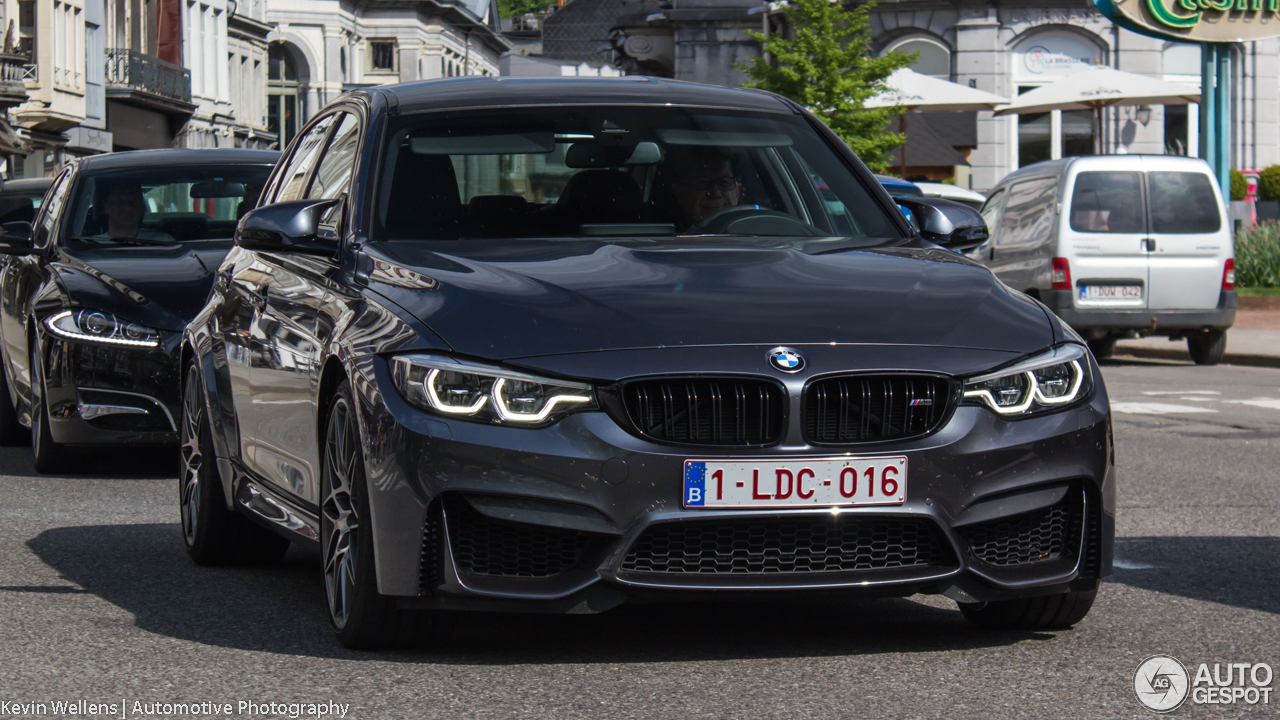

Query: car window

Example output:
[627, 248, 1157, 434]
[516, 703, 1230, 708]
[32, 170, 74, 249]
[307, 113, 360, 202]
[374, 107, 903, 244]
[1148, 172, 1221, 234]
[274, 114, 338, 203]
[979, 188, 1004, 240]
[998, 177, 1056, 247]
[1069, 171, 1145, 233]
[63, 165, 274, 244]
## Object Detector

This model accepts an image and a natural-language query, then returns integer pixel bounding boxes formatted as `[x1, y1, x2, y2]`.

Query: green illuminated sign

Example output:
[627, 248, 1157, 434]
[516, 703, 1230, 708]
[1095, 0, 1280, 42]
[1149, 0, 1279, 29]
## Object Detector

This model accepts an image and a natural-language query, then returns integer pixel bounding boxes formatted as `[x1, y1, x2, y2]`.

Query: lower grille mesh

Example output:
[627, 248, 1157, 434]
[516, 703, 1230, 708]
[446, 498, 594, 578]
[620, 516, 954, 574]
[959, 490, 1081, 567]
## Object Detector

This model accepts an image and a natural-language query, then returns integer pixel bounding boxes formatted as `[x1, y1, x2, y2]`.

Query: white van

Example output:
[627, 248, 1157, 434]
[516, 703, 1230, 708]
[975, 155, 1236, 364]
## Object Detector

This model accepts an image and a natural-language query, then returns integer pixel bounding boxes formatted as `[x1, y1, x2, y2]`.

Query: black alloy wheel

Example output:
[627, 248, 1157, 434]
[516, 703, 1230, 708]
[0, 358, 29, 446]
[30, 337, 66, 473]
[321, 380, 432, 649]
[958, 588, 1097, 630]
[180, 360, 290, 565]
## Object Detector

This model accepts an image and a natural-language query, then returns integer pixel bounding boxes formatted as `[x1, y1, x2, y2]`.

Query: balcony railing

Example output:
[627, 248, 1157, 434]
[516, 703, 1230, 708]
[106, 48, 191, 105]
[0, 53, 30, 107]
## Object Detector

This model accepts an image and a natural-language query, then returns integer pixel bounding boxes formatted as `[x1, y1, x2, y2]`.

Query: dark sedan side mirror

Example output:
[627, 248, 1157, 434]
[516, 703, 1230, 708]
[0, 221, 37, 255]
[235, 199, 342, 255]
[894, 197, 989, 251]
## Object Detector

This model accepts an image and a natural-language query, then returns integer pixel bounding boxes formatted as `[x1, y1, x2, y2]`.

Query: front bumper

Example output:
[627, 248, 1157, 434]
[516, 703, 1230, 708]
[1041, 289, 1236, 333]
[41, 329, 181, 446]
[357, 351, 1115, 610]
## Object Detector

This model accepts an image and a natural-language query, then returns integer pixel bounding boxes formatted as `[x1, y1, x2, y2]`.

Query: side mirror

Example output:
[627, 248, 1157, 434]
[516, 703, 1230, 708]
[235, 199, 341, 255]
[894, 197, 989, 251]
[0, 221, 36, 255]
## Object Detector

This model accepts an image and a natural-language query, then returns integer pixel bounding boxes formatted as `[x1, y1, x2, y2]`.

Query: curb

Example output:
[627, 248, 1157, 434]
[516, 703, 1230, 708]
[1117, 345, 1280, 368]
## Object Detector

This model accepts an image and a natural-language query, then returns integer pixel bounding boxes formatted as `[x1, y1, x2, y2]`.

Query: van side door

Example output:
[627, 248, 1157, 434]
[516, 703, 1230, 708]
[1142, 158, 1230, 310]
[990, 176, 1056, 293]
[1061, 169, 1149, 312]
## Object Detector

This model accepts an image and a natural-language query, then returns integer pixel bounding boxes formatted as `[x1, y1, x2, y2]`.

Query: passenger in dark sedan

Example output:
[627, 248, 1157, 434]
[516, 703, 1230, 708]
[94, 181, 175, 242]
[670, 149, 743, 229]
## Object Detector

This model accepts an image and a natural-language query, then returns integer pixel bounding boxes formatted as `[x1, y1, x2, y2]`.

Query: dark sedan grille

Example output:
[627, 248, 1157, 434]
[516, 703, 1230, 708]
[959, 491, 1082, 567]
[444, 498, 594, 578]
[623, 378, 784, 446]
[620, 516, 955, 575]
[804, 375, 949, 444]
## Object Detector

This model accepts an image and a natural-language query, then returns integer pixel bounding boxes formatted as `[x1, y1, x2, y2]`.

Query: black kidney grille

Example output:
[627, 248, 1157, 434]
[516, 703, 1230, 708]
[445, 498, 594, 578]
[623, 378, 784, 446]
[805, 375, 949, 444]
[958, 491, 1082, 567]
[620, 516, 955, 574]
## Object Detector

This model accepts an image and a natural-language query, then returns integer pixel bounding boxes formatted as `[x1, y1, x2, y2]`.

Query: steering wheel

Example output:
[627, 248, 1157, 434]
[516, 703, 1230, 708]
[689, 205, 825, 237]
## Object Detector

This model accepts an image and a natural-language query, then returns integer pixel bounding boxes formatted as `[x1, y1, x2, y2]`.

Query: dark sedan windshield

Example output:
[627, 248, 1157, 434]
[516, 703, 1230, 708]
[65, 165, 272, 244]
[375, 107, 904, 244]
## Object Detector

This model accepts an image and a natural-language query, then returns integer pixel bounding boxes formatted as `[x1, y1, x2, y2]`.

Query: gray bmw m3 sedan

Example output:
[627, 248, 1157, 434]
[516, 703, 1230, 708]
[180, 77, 1114, 649]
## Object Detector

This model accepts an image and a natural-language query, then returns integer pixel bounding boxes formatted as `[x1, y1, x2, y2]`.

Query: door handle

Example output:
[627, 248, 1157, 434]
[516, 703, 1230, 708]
[1143, 238, 1157, 252]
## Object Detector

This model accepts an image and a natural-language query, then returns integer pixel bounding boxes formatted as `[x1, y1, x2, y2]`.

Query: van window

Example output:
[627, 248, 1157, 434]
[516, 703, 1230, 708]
[1148, 172, 1221, 234]
[1069, 171, 1144, 233]
[980, 188, 1003, 240]
[998, 177, 1056, 247]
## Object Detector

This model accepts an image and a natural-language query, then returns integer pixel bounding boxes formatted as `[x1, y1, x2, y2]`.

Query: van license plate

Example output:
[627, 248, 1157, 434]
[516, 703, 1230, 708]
[1081, 285, 1142, 300]
[682, 457, 907, 508]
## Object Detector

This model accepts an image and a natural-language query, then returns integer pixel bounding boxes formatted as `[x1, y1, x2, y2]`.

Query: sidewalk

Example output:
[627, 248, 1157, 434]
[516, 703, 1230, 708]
[1115, 308, 1280, 367]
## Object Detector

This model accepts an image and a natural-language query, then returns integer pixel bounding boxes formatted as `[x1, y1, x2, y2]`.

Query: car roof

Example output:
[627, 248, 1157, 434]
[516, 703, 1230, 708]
[914, 182, 985, 202]
[994, 154, 1212, 190]
[75, 148, 280, 172]
[376, 76, 796, 115]
[874, 175, 924, 196]
[0, 178, 53, 195]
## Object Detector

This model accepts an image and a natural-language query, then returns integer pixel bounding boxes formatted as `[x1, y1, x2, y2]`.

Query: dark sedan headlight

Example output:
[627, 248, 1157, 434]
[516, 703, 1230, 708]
[962, 344, 1091, 416]
[390, 354, 596, 426]
[46, 309, 161, 348]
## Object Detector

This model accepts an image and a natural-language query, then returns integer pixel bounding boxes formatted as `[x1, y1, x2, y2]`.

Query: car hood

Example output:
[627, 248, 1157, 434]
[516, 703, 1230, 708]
[53, 242, 233, 332]
[361, 239, 1054, 361]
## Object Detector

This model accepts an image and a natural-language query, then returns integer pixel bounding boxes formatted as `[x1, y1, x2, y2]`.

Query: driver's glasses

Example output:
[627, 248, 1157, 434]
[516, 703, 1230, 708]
[680, 176, 739, 193]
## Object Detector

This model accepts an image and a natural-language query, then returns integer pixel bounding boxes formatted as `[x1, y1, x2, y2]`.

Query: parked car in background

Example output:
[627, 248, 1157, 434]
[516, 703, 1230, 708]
[0, 178, 53, 224]
[876, 174, 924, 197]
[915, 182, 985, 211]
[0, 149, 278, 472]
[976, 155, 1235, 364]
[180, 77, 1113, 649]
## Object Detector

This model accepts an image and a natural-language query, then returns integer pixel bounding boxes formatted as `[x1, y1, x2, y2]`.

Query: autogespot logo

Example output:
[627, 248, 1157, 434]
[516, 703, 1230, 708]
[767, 347, 805, 373]
[1135, 655, 1191, 713]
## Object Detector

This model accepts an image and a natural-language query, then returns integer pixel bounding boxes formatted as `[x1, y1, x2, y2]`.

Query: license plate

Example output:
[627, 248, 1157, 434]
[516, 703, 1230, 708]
[683, 457, 907, 508]
[1080, 285, 1142, 300]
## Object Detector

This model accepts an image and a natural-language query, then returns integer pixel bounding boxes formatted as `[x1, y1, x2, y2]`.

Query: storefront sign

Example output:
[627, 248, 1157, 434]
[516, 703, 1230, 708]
[1093, 0, 1280, 42]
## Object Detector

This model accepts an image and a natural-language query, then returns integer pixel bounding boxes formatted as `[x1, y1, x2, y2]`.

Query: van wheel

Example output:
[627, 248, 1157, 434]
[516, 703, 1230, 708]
[959, 589, 1097, 630]
[1087, 336, 1116, 360]
[1187, 330, 1227, 365]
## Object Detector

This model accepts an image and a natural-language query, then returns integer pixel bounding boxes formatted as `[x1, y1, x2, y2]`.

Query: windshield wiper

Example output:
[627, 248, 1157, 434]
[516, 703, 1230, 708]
[70, 235, 179, 247]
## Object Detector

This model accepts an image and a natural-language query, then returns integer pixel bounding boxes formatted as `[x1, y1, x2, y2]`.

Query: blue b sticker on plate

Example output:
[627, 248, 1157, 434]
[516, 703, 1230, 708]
[684, 461, 706, 506]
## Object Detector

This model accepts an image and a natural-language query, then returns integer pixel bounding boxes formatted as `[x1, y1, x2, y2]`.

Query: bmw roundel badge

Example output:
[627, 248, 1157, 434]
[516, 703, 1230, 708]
[768, 347, 806, 373]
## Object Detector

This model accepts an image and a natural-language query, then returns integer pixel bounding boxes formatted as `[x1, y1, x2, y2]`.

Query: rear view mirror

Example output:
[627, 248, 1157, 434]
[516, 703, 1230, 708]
[0, 221, 36, 254]
[565, 141, 663, 168]
[190, 181, 247, 198]
[235, 199, 341, 255]
[894, 197, 989, 251]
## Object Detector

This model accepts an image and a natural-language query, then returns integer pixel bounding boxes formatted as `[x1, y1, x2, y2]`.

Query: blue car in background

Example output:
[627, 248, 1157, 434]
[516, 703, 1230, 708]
[875, 175, 924, 197]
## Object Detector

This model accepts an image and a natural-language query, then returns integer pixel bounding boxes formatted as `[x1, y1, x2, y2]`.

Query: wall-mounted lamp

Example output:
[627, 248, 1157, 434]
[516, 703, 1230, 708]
[1136, 106, 1152, 126]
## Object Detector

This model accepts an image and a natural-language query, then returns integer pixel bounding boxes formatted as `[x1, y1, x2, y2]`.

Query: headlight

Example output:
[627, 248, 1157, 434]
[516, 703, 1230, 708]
[962, 344, 1091, 416]
[46, 309, 161, 348]
[390, 353, 596, 427]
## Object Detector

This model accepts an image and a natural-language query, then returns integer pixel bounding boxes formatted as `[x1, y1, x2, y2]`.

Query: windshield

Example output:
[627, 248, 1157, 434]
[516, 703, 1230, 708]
[65, 165, 273, 244]
[375, 107, 904, 245]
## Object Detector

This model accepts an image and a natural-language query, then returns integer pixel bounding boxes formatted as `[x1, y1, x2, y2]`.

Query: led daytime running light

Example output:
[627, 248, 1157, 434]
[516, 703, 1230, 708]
[491, 377, 592, 423]
[963, 346, 1088, 415]
[424, 368, 489, 414]
[45, 310, 161, 348]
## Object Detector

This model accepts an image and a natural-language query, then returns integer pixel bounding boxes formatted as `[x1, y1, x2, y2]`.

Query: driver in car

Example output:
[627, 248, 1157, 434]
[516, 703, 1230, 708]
[670, 149, 743, 230]
[95, 180, 175, 242]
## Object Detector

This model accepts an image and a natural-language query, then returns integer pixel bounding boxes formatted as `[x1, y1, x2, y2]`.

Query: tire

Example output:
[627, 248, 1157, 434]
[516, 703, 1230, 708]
[30, 338, 67, 473]
[1087, 336, 1116, 360]
[959, 588, 1097, 630]
[321, 381, 433, 650]
[0, 362, 29, 446]
[180, 360, 290, 566]
[1187, 330, 1227, 365]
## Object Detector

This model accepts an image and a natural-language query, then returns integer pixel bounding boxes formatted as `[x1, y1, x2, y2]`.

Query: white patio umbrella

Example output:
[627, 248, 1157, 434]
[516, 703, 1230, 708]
[992, 67, 1201, 154]
[865, 68, 1010, 178]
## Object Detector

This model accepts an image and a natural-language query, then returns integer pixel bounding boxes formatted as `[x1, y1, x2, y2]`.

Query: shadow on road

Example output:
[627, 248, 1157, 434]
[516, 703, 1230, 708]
[1109, 536, 1280, 617]
[22, 522, 1046, 662]
[0, 445, 176, 479]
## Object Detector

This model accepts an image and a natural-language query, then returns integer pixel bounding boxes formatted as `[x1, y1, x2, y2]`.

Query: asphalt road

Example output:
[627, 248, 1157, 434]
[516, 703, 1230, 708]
[1, 357, 1278, 719]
